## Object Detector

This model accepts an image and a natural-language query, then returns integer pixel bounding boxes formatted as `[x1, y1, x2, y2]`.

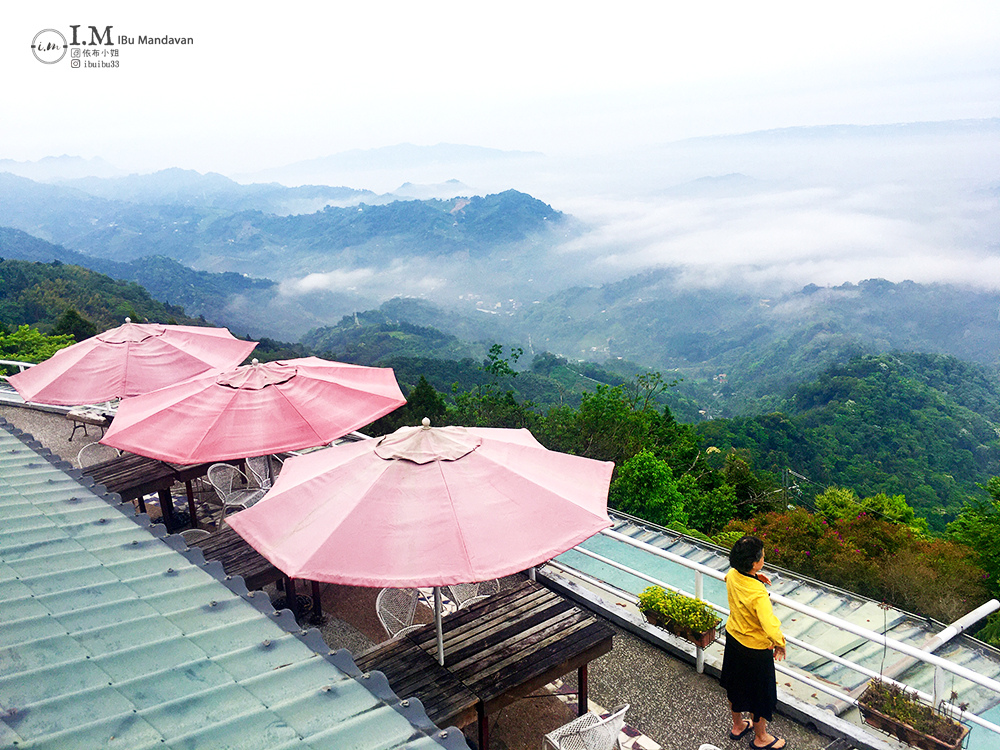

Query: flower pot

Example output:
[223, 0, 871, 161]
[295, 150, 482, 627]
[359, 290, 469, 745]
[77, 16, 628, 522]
[642, 610, 717, 648]
[858, 684, 969, 750]
[663, 621, 717, 649]
[642, 610, 663, 627]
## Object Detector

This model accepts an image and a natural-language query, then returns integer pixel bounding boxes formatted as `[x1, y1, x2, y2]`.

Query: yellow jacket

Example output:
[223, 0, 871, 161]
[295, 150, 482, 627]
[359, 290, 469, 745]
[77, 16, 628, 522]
[725, 568, 785, 650]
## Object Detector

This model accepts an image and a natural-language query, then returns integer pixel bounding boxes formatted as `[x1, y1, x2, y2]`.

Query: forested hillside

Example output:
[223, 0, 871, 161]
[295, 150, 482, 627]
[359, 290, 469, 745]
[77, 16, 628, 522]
[510, 274, 1000, 417]
[698, 352, 1000, 529]
[3, 234, 998, 534]
[0, 173, 565, 278]
[0, 257, 199, 332]
[2, 260, 1000, 633]
[0, 227, 337, 338]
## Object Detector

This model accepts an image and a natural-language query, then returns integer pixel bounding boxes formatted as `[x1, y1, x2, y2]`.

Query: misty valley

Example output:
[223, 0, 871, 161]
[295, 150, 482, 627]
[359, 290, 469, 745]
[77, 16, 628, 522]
[1, 122, 998, 544]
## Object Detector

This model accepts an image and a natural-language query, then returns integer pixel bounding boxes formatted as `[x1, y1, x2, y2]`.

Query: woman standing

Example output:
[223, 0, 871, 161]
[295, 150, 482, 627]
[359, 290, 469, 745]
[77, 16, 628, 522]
[721, 535, 787, 749]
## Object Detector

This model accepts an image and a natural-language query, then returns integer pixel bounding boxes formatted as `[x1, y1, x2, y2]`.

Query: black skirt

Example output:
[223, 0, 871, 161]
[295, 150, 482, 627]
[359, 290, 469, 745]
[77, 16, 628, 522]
[720, 633, 778, 722]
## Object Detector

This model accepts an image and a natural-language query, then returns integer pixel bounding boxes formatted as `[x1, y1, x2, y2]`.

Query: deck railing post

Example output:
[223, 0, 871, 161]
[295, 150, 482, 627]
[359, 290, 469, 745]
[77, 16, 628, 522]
[695, 570, 706, 673]
[934, 664, 945, 709]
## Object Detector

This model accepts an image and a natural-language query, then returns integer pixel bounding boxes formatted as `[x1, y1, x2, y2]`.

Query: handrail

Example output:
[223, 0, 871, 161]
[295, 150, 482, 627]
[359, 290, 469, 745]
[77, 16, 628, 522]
[600, 528, 1000, 694]
[0, 359, 34, 372]
[552, 528, 1000, 737]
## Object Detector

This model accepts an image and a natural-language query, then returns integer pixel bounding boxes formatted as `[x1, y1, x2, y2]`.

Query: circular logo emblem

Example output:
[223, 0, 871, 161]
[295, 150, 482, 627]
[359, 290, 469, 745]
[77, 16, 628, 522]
[32, 29, 68, 64]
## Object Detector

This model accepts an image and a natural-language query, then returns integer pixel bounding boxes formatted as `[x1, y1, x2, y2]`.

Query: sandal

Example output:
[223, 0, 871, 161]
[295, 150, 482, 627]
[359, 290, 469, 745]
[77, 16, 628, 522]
[751, 737, 786, 750]
[728, 724, 753, 741]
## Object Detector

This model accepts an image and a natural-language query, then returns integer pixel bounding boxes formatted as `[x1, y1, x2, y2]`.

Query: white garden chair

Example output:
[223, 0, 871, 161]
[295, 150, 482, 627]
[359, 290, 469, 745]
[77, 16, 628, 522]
[246, 454, 283, 489]
[375, 587, 424, 639]
[205, 463, 267, 528]
[446, 579, 500, 610]
[542, 704, 629, 750]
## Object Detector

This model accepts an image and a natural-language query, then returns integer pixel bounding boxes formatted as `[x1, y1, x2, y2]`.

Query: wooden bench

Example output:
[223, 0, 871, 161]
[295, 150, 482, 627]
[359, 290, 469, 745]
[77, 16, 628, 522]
[66, 409, 111, 441]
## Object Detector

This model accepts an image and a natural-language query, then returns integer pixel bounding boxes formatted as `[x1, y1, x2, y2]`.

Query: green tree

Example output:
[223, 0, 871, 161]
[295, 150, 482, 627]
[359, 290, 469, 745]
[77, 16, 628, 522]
[722, 451, 783, 518]
[948, 477, 1000, 595]
[682, 477, 738, 535]
[538, 375, 696, 470]
[51, 308, 98, 342]
[610, 449, 688, 527]
[813, 486, 861, 519]
[452, 344, 536, 428]
[366, 375, 448, 435]
[0, 325, 74, 364]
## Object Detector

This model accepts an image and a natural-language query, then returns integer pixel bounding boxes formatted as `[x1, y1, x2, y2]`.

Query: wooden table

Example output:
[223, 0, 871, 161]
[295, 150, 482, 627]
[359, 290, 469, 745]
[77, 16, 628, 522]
[85, 453, 213, 531]
[188, 526, 323, 622]
[354, 635, 480, 729]
[190, 525, 285, 591]
[86, 452, 182, 529]
[357, 579, 615, 749]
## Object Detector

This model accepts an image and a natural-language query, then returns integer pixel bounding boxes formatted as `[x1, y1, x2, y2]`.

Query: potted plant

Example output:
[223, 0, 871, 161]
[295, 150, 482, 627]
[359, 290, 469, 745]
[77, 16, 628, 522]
[637, 585, 721, 648]
[857, 679, 969, 750]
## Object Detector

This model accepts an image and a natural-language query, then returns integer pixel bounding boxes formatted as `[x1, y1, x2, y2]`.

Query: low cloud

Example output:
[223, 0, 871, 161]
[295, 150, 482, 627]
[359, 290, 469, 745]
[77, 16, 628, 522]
[281, 261, 450, 301]
[551, 180, 999, 292]
[286, 268, 376, 293]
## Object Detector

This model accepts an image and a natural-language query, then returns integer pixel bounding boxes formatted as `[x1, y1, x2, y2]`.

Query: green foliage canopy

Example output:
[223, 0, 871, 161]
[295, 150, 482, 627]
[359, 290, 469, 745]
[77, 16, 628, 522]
[0, 324, 74, 365]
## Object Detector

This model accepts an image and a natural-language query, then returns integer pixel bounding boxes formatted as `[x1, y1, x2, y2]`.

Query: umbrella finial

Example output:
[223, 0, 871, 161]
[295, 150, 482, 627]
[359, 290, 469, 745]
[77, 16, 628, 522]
[421, 417, 431, 429]
[124, 317, 131, 324]
[251, 358, 260, 366]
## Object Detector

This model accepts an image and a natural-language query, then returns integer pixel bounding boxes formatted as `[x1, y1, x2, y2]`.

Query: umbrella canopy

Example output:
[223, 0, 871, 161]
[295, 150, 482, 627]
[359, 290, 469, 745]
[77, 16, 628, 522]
[225, 420, 614, 587]
[8, 319, 257, 406]
[101, 357, 406, 464]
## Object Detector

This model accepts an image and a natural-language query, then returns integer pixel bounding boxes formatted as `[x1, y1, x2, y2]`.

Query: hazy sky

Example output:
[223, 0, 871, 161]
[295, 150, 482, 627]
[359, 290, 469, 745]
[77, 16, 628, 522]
[5, 1, 999, 175]
[5, 2, 999, 296]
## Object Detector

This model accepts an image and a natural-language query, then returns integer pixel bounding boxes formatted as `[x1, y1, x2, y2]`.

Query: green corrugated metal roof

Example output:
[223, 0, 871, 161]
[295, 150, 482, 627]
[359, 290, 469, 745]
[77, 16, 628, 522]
[0, 420, 470, 750]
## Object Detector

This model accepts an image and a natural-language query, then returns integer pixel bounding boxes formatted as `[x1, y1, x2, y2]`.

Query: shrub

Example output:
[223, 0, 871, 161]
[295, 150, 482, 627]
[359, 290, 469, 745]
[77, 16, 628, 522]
[712, 530, 745, 549]
[637, 585, 721, 633]
[722, 508, 989, 622]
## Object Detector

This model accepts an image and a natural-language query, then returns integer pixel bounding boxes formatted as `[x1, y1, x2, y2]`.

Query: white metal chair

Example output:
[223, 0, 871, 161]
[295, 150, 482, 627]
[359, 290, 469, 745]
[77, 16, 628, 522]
[246, 454, 283, 489]
[446, 579, 500, 610]
[179, 528, 211, 545]
[542, 704, 629, 750]
[206, 463, 267, 528]
[375, 587, 424, 639]
[76, 441, 120, 469]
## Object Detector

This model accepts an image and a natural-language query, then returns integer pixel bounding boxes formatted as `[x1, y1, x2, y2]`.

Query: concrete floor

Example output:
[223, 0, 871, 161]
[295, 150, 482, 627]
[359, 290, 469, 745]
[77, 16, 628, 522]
[0, 402, 833, 750]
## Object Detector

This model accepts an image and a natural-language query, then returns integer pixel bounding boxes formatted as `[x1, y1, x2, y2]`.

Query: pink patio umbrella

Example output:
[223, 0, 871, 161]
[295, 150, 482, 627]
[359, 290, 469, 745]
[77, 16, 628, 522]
[100, 357, 406, 464]
[8, 318, 257, 406]
[226, 419, 614, 663]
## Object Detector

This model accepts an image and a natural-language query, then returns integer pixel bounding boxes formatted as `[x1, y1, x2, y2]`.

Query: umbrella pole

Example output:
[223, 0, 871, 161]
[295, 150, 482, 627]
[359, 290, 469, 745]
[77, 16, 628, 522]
[434, 586, 445, 666]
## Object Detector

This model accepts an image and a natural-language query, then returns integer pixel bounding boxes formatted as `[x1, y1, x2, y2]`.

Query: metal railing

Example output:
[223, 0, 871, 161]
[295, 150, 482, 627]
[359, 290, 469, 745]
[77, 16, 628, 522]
[0, 359, 33, 389]
[547, 526, 1000, 739]
[0, 359, 34, 372]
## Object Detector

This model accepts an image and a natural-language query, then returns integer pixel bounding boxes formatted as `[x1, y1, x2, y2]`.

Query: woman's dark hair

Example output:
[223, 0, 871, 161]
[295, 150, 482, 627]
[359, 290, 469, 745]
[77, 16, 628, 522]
[730, 535, 764, 574]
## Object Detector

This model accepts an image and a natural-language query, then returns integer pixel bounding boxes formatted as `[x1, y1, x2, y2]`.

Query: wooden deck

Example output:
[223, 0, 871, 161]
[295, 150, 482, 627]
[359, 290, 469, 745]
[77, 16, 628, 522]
[357, 579, 614, 749]
[191, 525, 285, 591]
